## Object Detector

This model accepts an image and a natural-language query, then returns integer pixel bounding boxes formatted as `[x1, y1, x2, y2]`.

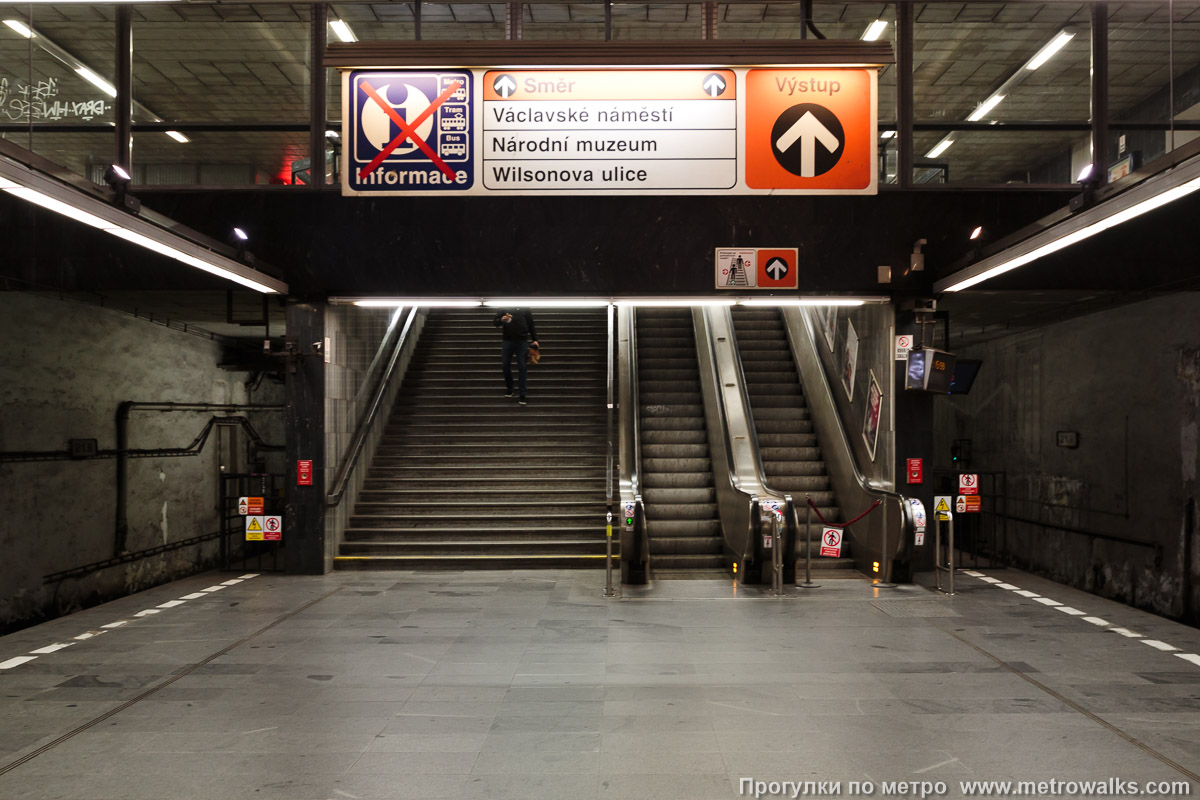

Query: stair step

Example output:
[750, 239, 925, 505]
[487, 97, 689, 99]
[334, 553, 617, 570]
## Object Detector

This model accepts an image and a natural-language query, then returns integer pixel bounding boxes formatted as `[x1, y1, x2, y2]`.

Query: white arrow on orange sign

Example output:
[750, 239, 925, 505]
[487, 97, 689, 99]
[775, 111, 840, 178]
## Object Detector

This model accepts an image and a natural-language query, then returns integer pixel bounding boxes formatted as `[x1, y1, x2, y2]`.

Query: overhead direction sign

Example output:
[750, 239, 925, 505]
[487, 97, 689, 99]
[343, 65, 877, 196]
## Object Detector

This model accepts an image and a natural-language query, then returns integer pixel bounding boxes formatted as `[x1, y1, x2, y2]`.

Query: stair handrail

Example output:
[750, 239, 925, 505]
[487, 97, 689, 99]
[327, 305, 422, 508]
[779, 306, 915, 581]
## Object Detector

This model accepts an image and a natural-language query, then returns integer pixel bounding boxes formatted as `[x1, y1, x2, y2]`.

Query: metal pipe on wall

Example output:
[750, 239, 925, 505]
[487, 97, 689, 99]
[115, 402, 284, 556]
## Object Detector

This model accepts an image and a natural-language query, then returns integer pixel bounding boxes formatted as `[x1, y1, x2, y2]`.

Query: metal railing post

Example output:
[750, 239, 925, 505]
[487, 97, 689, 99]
[603, 510, 616, 597]
[935, 510, 955, 595]
[799, 501, 819, 588]
[772, 510, 784, 596]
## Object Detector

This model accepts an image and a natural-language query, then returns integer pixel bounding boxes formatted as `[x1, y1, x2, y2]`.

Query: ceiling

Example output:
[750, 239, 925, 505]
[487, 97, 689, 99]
[0, 1, 1197, 186]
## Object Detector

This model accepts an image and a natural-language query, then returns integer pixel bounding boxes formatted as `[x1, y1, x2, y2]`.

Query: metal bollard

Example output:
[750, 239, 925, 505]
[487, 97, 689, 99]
[798, 502, 819, 589]
[875, 500, 898, 589]
[934, 510, 955, 595]
[772, 510, 784, 596]
[603, 510, 617, 598]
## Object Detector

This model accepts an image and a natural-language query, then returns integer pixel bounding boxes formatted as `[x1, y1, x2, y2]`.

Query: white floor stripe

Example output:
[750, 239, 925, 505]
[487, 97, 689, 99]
[30, 643, 74, 655]
[980, 577, 1002, 584]
[220, 579, 243, 586]
[962, 570, 984, 577]
[1083, 617, 1110, 626]
[73, 631, 106, 640]
[996, 583, 1020, 590]
[180, 593, 207, 600]
[239, 573, 259, 579]
[157, 600, 185, 608]
[133, 609, 161, 617]
[0, 656, 37, 669]
[201, 585, 226, 592]
[1035, 597, 1063, 606]
[101, 621, 128, 629]
[1014, 590, 1040, 598]
[1141, 639, 1179, 652]
[1110, 627, 1142, 638]
[1056, 606, 1086, 615]
[1175, 654, 1200, 667]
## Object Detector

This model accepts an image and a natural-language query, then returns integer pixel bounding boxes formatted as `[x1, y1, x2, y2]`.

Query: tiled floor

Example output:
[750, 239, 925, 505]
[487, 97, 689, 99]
[1, 568, 1199, 799]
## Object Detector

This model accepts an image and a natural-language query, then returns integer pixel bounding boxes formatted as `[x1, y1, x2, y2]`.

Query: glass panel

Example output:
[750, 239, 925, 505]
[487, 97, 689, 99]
[421, 3, 505, 40]
[913, 1, 1091, 184]
[133, 3, 311, 124]
[0, 4, 116, 180]
[131, 131, 311, 186]
[912, 128, 1083, 185]
[525, 3, 605, 41]
[1110, 1, 1200, 174]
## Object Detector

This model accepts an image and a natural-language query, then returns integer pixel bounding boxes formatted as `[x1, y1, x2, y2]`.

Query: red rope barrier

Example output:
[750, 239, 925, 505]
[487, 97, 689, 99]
[807, 497, 881, 528]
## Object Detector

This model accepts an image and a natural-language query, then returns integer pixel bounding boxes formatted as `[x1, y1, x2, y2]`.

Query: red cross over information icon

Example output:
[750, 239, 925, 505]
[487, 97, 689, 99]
[357, 79, 463, 181]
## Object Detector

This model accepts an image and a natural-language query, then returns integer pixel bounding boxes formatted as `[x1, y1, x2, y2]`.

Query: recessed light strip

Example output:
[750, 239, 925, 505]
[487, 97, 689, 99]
[936, 159, 1200, 293]
[0, 157, 286, 294]
[334, 297, 884, 307]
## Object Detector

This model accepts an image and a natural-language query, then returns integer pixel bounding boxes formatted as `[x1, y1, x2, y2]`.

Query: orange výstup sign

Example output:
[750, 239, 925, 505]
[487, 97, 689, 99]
[745, 68, 876, 192]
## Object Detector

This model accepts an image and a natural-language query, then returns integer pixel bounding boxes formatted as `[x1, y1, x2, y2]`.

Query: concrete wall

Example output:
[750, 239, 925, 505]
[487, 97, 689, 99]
[934, 293, 1200, 622]
[0, 292, 283, 633]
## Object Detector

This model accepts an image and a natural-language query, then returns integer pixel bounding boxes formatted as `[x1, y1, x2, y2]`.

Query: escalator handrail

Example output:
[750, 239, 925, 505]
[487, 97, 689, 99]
[781, 307, 915, 537]
[327, 305, 420, 507]
[722, 306, 792, 505]
[617, 305, 642, 507]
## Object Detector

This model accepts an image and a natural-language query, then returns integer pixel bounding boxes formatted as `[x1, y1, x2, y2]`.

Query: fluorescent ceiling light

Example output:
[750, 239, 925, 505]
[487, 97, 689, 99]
[108, 164, 131, 182]
[325, 129, 340, 139]
[2, 185, 117, 230]
[75, 67, 116, 98]
[940, 175, 1200, 292]
[970, 226, 983, 240]
[926, 139, 953, 159]
[1077, 163, 1094, 182]
[861, 19, 888, 42]
[107, 228, 277, 293]
[483, 299, 611, 308]
[329, 19, 357, 43]
[3, 19, 34, 38]
[966, 94, 1004, 122]
[165, 130, 189, 144]
[880, 130, 896, 139]
[1027, 31, 1075, 70]
[617, 299, 736, 307]
[353, 299, 481, 308]
[232, 227, 249, 241]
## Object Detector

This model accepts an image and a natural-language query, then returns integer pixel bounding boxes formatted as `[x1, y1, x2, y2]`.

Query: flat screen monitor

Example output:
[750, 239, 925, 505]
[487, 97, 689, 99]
[948, 359, 983, 395]
[905, 348, 957, 393]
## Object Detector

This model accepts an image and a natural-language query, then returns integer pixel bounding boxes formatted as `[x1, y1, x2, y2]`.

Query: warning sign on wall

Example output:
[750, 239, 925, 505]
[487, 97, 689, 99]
[715, 247, 798, 290]
[819, 526, 844, 557]
[245, 516, 265, 541]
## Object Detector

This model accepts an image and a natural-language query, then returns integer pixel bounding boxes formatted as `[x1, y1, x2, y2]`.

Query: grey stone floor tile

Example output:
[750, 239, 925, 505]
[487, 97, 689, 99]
[460, 773, 599, 800]
[349, 750, 479, 775]
[599, 749, 729, 774]
[471, 749, 600, 774]
[598, 773, 736, 800]
[367, 732, 488, 752]
[479, 731, 601, 752]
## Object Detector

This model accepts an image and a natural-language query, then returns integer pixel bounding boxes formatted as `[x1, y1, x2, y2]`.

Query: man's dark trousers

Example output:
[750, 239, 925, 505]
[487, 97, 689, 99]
[502, 339, 531, 398]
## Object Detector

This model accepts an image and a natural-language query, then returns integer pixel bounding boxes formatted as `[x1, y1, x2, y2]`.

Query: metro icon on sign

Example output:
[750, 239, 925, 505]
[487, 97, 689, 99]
[348, 70, 474, 193]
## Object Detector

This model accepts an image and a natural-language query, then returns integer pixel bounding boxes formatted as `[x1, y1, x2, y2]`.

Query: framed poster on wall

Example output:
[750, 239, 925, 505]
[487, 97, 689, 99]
[842, 319, 858, 402]
[863, 370, 882, 461]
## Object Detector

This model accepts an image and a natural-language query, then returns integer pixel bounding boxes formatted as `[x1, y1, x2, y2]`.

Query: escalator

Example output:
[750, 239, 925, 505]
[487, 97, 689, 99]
[730, 308, 855, 573]
[334, 307, 613, 570]
[635, 309, 724, 575]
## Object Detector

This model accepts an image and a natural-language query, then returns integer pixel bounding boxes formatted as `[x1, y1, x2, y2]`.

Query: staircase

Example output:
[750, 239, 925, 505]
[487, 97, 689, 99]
[335, 308, 613, 570]
[636, 309, 725, 575]
[729, 308, 854, 572]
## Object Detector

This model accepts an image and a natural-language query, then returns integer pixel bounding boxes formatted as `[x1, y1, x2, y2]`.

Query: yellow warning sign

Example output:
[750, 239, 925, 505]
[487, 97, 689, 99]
[245, 515, 264, 541]
[934, 497, 950, 513]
